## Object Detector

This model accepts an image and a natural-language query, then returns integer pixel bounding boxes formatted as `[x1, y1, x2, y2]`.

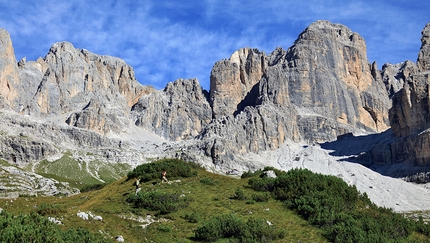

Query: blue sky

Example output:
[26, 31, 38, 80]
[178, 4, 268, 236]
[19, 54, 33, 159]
[0, 1, 428, 90]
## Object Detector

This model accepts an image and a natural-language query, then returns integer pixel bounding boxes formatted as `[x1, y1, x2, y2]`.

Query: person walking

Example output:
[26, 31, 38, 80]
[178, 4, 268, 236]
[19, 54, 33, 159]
[161, 171, 168, 183]
[135, 178, 140, 189]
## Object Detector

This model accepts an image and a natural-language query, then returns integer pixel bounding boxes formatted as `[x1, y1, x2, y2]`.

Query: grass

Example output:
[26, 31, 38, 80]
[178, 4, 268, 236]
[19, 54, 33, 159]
[0, 166, 327, 242]
[33, 154, 131, 190]
[3, 160, 428, 242]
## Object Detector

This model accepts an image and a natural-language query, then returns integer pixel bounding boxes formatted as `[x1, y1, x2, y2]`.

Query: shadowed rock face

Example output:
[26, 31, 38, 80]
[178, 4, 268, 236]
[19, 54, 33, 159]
[210, 48, 266, 118]
[390, 23, 430, 138]
[418, 22, 430, 72]
[386, 22, 430, 165]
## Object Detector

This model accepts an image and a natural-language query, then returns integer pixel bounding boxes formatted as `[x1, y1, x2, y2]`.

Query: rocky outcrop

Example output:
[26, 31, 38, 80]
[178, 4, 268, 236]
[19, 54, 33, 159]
[390, 23, 430, 138]
[418, 22, 430, 72]
[381, 61, 419, 98]
[210, 48, 266, 118]
[0, 164, 80, 197]
[377, 22, 430, 165]
[0, 29, 21, 110]
[202, 20, 392, 163]
[389, 73, 430, 137]
[282, 21, 390, 133]
[5, 41, 154, 135]
[131, 78, 212, 141]
[0, 136, 58, 165]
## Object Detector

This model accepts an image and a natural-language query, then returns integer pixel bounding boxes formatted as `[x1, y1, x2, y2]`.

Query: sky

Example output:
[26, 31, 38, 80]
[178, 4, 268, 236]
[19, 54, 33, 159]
[0, 1, 428, 91]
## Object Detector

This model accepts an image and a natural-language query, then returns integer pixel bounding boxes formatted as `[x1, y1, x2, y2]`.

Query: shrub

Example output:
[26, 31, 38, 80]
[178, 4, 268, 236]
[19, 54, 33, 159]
[241, 169, 262, 178]
[200, 177, 216, 185]
[80, 183, 106, 193]
[127, 158, 199, 182]
[157, 224, 172, 232]
[127, 190, 189, 215]
[261, 166, 285, 177]
[183, 211, 201, 223]
[36, 203, 65, 216]
[229, 187, 248, 200]
[248, 177, 276, 192]
[194, 214, 285, 242]
[0, 210, 110, 242]
[265, 168, 414, 242]
[251, 192, 271, 202]
[241, 167, 285, 179]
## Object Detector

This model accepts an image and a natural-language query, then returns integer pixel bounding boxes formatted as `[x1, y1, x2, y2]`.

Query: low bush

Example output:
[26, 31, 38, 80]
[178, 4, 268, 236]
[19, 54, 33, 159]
[251, 192, 271, 202]
[183, 211, 200, 223]
[0, 210, 110, 242]
[241, 169, 262, 179]
[241, 166, 284, 179]
[229, 187, 248, 200]
[127, 158, 199, 182]
[157, 224, 172, 232]
[36, 203, 65, 216]
[200, 177, 216, 185]
[194, 214, 285, 242]
[248, 177, 276, 192]
[80, 183, 106, 193]
[248, 168, 415, 243]
[127, 190, 189, 215]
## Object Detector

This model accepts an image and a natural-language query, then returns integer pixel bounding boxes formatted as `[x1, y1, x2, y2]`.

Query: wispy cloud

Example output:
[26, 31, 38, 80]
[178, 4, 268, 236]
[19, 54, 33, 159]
[0, 0, 428, 90]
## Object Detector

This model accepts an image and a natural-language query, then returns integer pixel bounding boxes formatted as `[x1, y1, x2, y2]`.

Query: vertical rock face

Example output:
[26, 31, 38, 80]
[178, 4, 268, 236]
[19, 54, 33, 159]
[201, 20, 392, 163]
[389, 73, 430, 137]
[14, 41, 154, 134]
[210, 48, 266, 118]
[418, 22, 430, 72]
[387, 22, 430, 165]
[282, 20, 390, 133]
[390, 22, 430, 138]
[0, 29, 21, 110]
[381, 61, 419, 98]
[131, 78, 212, 141]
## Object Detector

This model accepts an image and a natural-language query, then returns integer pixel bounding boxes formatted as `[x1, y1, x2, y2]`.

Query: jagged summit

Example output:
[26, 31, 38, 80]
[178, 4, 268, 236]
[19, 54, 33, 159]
[418, 22, 430, 72]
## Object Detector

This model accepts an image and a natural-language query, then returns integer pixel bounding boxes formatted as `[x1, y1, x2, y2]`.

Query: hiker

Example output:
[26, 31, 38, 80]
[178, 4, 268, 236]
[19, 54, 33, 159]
[134, 178, 140, 190]
[161, 171, 168, 183]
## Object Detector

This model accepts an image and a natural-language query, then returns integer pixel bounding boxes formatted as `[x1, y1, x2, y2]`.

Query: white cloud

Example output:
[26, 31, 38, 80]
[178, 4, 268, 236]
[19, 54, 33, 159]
[0, 0, 429, 90]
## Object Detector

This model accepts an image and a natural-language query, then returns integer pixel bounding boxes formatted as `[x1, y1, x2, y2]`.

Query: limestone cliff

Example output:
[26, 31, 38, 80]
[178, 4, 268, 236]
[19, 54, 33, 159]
[4, 41, 154, 134]
[201, 21, 392, 164]
[0, 29, 21, 110]
[379, 22, 430, 165]
[390, 23, 430, 138]
[131, 78, 212, 141]
[210, 48, 266, 118]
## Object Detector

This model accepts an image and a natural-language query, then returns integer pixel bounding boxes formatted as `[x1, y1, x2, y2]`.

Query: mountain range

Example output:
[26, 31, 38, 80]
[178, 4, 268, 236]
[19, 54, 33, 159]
[1, 20, 430, 212]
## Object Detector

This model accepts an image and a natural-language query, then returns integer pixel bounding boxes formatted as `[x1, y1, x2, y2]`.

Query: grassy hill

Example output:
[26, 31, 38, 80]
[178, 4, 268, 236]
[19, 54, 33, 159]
[0, 158, 429, 242]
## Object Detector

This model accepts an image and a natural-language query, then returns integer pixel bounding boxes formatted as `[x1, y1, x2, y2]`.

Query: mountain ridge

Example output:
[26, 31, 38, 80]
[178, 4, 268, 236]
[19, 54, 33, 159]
[1, 20, 430, 211]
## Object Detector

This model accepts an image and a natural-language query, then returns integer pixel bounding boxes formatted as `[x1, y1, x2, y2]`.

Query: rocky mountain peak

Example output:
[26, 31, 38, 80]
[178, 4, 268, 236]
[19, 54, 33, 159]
[0, 28, 20, 110]
[291, 20, 370, 91]
[209, 47, 266, 118]
[418, 22, 430, 72]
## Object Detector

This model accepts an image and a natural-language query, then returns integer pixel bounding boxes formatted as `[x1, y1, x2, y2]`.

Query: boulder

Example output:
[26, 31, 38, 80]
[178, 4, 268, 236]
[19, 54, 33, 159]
[260, 170, 277, 178]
